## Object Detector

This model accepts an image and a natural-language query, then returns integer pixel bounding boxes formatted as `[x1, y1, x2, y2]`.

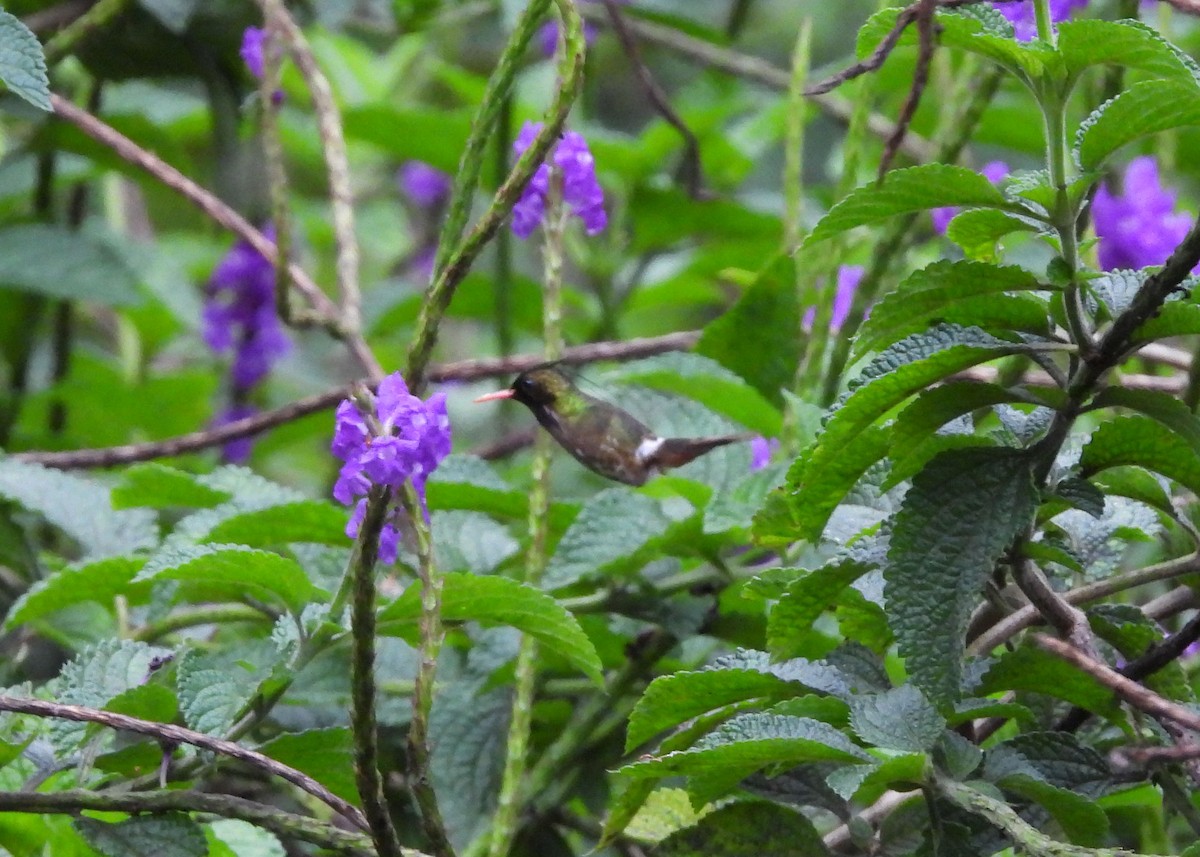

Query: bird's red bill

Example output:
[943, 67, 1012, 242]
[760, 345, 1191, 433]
[473, 389, 515, 403]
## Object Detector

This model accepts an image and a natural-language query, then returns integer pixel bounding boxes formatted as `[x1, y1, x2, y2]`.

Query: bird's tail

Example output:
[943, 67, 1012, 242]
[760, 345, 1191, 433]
[650, 434, 755, 470]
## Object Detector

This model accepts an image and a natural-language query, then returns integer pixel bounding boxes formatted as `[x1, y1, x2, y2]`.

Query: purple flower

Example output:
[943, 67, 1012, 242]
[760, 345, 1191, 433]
[994, 0, 1088, 41]
[331, 374, 453, 561]
[803, 265, 865, 333]
[538, 19, 599, 57]
[202, 227, 291, 391]
[241, 27, 265, 79]
[511, 122, 607, 239]
[215, 404, 257, 464]
[399, 161, 452, 209]
[932, 161, 1010, 234]
[750, 436, 779, 471]
[1093, 157, 1195, 272]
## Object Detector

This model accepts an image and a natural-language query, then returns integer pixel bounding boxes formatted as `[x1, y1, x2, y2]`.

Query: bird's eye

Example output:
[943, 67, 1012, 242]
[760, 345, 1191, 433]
[515, 376, 535, 395]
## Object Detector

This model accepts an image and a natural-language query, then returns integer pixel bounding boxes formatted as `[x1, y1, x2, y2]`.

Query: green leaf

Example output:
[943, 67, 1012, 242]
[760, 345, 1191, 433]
[426, 455, 579, 531]
[978, 647, 1119, 715]
[54, 639, 171, 751]
[0, 225, 142, 305]
[379, 573, 602, 685]
[1091, 467, 1174, 519]
[0, 11, 49, 111]
[137, 0, 202, 34]
[1077, 80, 1200, 170]
[996, 774, 1108, 845]
[788, 325, 1020, 541]
[656, 801, 828, 857]
[104, 683, 178, 725]
[176, 645, 277, 736]
[1089, 604, 1192, 702]
[135, 544, 322, 613]
[853, 261, 1048, 361]
[204, 501, 351, 548]
[542, 488, 673, 590]
[1132, 298, 1200, 342]
[623, 788, 707, 844]
[259, 728, 357, 803]
[885, 448, 1038, 706]
[431, 511, 518, 574]
[985, 732, 1112, 795]
[5, 556, 150, 628]
[767, 561, 872, 660]
[704, 463, 787, 535]
[807, 165, 1011, 245]
[1089, 387, 1200, 453]
[626, 668, 806, 752]
[890, 382, 1024, 466]
[945, 209, 1041, 262]
[430, 679, 510, 851]
[112, 464, 231, 510]
[608, 353, 783, 436]
[344, 104, 474, 174]
[1058, 19, 1200, 84]
[208, 820, 285, 857]
[0, 458, 158, 558]
[1080, 415, 1200, 498]
[696, 254, 801, 408]
[849, 684, 945, 752]
[621, 713, 869, 805]
[76, 815, 206, 857]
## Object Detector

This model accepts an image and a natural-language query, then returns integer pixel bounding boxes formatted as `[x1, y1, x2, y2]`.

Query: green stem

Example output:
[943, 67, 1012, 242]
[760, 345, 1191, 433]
[493, 93, 515, 357]
[43, 0, 133, 64]
[257, 8, 296, 328]
[349, 488, 405, 857]
[404, 0, 585, 391]
[404, 487, 454, 857]
[783, 19, 812, 252]
[1032, 0, 1055, 44]
[487, 159, 567, 857]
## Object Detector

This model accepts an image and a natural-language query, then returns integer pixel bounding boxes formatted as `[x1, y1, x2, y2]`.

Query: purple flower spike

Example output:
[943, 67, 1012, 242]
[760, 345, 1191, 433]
[804, 265, 865, 333]
[1093, 156, 1196, 272]
[511, 121, 606, 238]
[750, 436, 780, 471]
[215, 404, 257, 464]
[399, 161, 452, 209]
[241, 27, 266, 79]
[331, 373, 453, 557]
[994, 0, 1088, 41]
[202, 227, 291, 392]
[932, 160, 1010, 235]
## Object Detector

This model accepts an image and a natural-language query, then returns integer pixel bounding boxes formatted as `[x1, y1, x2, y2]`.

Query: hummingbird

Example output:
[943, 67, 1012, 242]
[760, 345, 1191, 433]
[473, 365, 752, 486]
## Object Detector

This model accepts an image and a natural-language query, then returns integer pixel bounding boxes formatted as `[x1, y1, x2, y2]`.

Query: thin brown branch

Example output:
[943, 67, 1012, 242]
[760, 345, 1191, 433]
[599, 0, 704, 198]
[262, 0, 365, 343]
[48, 93, 382, 380]
[0, 788, 377, 856]
[0, 694, 369, 831]
[1034, 634, 1200, 731]
[15, 331, 700, 470]
[1012, 551, 1097, 655]
[878, 0, 937, 178]
[806, 5, 918, 97]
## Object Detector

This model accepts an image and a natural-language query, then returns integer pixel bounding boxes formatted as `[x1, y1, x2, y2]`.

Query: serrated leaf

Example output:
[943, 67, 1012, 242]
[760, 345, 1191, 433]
[997, 774, 1109, 845]
[696, 254, 801, 408]
[626, 668, 805, 751]
[204, 501, 351, 548]
[0, 458, 158, 558]
[1133, 298, 1200, 342]
[945, 208, 1041, 262]
[849, 685, 945, 752]
[624, 788, 707, 844]
[826, 753, 926, 803]
[1091, 467, 1174, 518]
[1080, 415, 1200, 498]
[259, 728, 357, 803]
[0, 11, 49, 111]
[426, 455, 579, 530]
[1077, 80, 1200, 170]
[136, 544, 321, 612]
[978, 647, 1120, 715]
[542, 488, 673, 589]
[55, 639, 171, 751]
[621, 713, 869, 805]
[1090, 387, 1200, 453]
[891, 382, 1022, 466]
[609, 353, 783, 436]
[1058, 19, 1200, 84]
[1089, 604, 1192, 701]
[0, 225, 142, 304]
[807, 165, 1011, 245]
[885, 448, 1038, 706]
[789, 325, 1020, 541]
[176, 645, 277, 735]
[704, 463, 787, 535]
[379, 573, 602, 685]
[767, 561, 871, 660]
[1087, 269, 1143, 317]
[656, 801, 828, 857]
[985, 732, 1112, 795]
[76, 815, 206, 857]
[5, 556, 151, 628]
[104, 683, 177, 724]
[853, 261, 1047, 360]
[430, 679, 510, 851]
[111, 464, 231, 510]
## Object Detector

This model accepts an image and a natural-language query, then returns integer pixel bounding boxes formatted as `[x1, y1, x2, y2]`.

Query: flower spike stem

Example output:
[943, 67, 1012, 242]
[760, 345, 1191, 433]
[404, 485, 455, 857]
[348, 487, 406, 857]
[487, 172, 568, 857]
[404, 0, 585, 391]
